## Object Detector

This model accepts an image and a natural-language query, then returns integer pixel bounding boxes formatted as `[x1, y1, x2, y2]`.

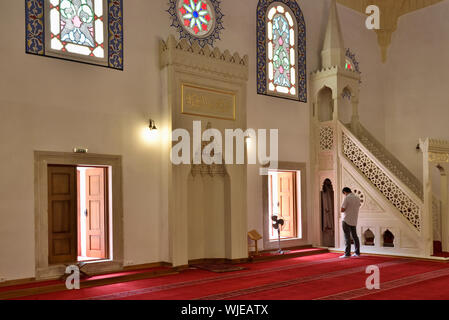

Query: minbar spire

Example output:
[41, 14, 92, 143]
[321, 0, 345, 69]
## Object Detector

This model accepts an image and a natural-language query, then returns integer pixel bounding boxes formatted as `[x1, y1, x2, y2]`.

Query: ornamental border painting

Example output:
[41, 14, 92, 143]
[167, 0, 224, 48]
[25, 0, 124, 70]
[257, 0, 307, 103]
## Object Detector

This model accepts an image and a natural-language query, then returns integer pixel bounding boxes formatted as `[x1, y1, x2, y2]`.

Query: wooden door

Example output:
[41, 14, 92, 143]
[48, 165, 77, 264]
[269, 174, 276, 237]
[85, 168, 107, 259]
[277, 172, 297, 238]
[321, 179, 335, 247]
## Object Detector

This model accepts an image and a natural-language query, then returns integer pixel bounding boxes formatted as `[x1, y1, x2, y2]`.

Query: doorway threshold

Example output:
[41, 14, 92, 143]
[78, 256, 102, 262]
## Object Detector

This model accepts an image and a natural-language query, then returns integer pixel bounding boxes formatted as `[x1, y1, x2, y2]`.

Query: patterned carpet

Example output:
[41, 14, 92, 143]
[7, 253, 449, 300]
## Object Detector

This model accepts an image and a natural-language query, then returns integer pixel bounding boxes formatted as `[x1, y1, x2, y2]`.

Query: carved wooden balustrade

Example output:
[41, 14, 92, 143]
[339, 123, 423, 232]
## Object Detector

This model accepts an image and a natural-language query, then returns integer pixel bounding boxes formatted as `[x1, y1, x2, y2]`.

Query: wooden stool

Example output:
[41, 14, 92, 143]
[248, 230, 262, 256]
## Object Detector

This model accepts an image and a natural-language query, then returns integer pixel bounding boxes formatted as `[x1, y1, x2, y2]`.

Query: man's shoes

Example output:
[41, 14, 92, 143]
[339, 255, 351, 258]
[352, 253, 361, 257]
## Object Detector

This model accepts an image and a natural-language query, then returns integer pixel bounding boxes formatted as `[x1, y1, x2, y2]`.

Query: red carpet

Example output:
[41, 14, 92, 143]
[0, 266, 172, 297]
[6, 253, 449, 300]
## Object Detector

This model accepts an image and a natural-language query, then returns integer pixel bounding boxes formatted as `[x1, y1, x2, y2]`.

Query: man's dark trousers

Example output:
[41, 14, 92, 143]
[342, 221, 360, 256]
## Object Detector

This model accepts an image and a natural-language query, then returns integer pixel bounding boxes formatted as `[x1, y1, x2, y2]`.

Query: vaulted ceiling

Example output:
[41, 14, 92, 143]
[337, 0, 444, 62]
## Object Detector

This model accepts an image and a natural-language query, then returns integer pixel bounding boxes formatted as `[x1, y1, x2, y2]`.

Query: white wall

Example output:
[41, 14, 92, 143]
[0, 0, 385, 281]
[384, 1, 449, 189]
[338, 4, 388, 143]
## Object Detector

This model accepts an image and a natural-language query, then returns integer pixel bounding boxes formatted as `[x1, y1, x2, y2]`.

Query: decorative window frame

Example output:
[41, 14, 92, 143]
[257, 0, 307, 103]
[25, 0, 124, 70]
[167, 0, 224, 48]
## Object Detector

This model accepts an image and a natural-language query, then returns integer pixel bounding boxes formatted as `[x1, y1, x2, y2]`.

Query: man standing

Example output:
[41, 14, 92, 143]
[340, 187, 361, 258]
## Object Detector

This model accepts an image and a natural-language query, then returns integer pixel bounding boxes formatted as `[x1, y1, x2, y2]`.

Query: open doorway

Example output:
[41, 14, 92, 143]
[77, 167, 109, 262]
[267, 169, 302, 240]
[47, 165, 111, 265]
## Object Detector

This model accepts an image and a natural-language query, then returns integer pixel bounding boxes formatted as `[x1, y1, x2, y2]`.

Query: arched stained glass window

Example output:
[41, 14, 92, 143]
[257, 0, 306, 102]
[267, 5, 297, 97]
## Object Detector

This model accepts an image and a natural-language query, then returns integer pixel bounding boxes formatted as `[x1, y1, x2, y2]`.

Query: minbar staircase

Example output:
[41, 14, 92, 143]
[312, 0, 445, 258]
[343, 122, 445, 256]
[327, 120, 444, 257]
[346, 123, 423, 200]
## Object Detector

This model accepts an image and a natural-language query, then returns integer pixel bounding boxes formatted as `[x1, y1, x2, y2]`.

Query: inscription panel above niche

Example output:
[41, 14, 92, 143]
[181, 83, 236, 121]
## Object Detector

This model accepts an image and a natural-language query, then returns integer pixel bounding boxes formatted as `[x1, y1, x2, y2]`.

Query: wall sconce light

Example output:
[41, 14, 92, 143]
[149, 119, 158, 132]
[143, 118, 159, 142]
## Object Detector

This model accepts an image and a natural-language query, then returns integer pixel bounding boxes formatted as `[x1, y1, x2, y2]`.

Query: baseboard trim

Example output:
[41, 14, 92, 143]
[255, 244, 314, 254]
[188, 258, 250, 265]
[328, 249, 449, 262]
[0, 277, 36, 288]
[123, 261, 172, 271]
[173, 265, 190, 271]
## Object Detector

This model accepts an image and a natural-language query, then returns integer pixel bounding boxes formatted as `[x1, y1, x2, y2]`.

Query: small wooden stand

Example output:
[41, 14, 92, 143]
[248, 230, 262, 256]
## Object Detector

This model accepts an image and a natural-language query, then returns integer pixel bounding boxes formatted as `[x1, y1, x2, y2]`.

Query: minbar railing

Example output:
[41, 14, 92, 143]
[338, 122, 423, 232]
[345, 122, 423, 200]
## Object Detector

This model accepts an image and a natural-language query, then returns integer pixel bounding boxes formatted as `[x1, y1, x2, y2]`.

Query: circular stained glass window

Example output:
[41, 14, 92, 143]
[176, 0, 215, 38]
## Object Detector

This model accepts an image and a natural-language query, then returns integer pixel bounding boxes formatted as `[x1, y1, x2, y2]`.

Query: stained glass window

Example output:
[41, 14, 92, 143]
[257, 0, 307, 102]
[25, 0, 124, 69]
[345, 48, 362, 83]
[345, 59, 353, 70]
[177, 0, 214, 37]
[168, 0, 224, 47]
[50, 0, 105, 58]
[267, 5, 297, 97]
